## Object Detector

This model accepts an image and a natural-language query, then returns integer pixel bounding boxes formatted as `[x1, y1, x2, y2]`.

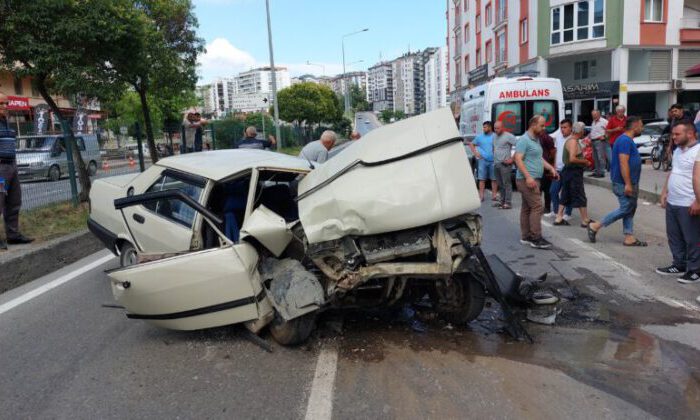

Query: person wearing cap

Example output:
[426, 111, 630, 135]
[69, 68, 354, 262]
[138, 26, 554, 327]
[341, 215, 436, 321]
[0, 93, 34, 249]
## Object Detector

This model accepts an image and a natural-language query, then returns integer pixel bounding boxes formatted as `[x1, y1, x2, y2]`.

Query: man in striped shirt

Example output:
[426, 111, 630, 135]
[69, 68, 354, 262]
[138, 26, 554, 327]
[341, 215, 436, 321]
[0, 93, 34, 249]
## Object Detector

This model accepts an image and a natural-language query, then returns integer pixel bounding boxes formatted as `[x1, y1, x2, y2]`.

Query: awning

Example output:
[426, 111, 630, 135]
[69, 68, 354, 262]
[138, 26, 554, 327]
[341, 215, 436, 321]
[685, 63, 700, 78]
[6, 96, 30, 111]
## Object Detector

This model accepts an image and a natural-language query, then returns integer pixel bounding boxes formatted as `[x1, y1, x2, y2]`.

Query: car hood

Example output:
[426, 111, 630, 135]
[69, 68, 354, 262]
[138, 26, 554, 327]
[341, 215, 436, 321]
[99, 173, 140, 188]
[297, 108, 480, 244]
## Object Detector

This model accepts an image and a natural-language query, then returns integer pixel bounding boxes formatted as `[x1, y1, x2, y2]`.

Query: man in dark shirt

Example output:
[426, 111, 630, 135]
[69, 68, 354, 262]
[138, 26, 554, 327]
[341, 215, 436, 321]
[0, 93, 34, 249]
[538, 131, 556, 216]
[235, 126, 276, 150]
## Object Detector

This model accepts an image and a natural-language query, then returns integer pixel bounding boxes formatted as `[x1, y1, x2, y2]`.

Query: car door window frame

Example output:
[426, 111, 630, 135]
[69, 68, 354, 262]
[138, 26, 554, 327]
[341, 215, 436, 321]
[142, 169, 207, 229]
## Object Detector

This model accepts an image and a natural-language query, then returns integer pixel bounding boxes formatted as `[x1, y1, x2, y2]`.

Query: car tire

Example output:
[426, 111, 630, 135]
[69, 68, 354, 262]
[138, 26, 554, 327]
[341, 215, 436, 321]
[268, 310, 316, 346]
[119, 242, 138, 267]
[651, 147, 662, 170]
[434, 275, 486, 325]
[48, 165, 61, 182]
[88, 161, 97, 176]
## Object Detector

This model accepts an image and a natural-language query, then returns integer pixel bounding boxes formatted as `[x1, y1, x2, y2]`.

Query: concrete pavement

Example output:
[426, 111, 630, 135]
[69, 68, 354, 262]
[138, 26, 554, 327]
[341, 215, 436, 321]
[1, 182, 699, 419]
[583, 162, 669, 204]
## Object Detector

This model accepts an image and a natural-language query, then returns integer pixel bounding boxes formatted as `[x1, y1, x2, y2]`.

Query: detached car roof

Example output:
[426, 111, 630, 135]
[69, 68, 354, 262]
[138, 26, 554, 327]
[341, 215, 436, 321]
[156, 149, 312, 181]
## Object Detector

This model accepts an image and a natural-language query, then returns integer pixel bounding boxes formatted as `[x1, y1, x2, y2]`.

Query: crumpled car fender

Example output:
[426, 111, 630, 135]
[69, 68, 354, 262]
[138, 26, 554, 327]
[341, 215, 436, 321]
[259, 258, 325, 321]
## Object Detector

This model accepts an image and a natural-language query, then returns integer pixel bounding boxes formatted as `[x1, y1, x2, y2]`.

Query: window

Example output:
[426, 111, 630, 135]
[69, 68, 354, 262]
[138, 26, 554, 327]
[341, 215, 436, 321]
[465, 55, 470, 73]
[497, 32, 506, 64]
[551, 0, 604, 45]
[574, 60, 597, 80]
[520, 18, 528, 44]
[13, 76, 23, 95]
[76, 137, 86, 151]
[144, 173, 204, 228]
[465, 24, 470, 43]
[492, 100, 560, 136]
[476, 13, 481, 33]
[496, 0, 507, 23]
[476, 47, 482, 66]
[644, 0, 663, 22]
[486, 3, 492, 26]
[464, 0, 468, 11]
[485, 40, 492, 63]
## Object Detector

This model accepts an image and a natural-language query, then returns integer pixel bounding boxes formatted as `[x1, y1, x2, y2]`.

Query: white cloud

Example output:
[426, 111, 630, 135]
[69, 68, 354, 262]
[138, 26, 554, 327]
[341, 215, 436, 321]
[197, 38, 257, 82]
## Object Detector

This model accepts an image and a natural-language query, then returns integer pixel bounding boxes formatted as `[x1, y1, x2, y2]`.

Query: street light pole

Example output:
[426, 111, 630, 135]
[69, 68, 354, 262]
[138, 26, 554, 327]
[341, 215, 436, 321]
[265, 0, 282, 150]
[342, 28, 369, 113]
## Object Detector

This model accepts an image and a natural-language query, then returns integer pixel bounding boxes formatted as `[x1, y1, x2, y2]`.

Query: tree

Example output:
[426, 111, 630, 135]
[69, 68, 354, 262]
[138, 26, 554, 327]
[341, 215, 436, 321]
[244, 112, 274, 136]
[0, 0, 133, 201]
[349, 84, 369, 112]
[276, 82, 343, 127]
[97, 0, 204, 163]
[379, 109, 394, 124]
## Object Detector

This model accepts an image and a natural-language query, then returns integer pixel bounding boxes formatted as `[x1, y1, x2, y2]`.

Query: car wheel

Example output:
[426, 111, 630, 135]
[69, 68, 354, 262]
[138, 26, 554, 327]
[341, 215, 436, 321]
[88, 161, 97, 176]
[268, 310, 316, 346]
[48, 165, 61, 182]
[433, 275, 485, 325]
[119, 242, 138, 267]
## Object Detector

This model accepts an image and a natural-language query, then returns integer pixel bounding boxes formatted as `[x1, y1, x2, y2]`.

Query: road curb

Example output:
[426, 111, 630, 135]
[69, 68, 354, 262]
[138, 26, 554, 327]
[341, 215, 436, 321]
[0, 230, 103, 294]
[583, 176, 661, 204]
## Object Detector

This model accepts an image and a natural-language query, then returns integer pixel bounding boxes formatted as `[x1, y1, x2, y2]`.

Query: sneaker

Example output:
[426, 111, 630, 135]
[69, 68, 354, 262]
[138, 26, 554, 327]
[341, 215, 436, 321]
[530, 237, 553, 249]
[520, 237, 534, 246]
[0, 239, 6, 250]
[678, 271, 700, 284]
[544, 212, 556, 218]
[656, 265, 685, 276]
[563, 215, 573, 221]
[696, 295, 700, 304]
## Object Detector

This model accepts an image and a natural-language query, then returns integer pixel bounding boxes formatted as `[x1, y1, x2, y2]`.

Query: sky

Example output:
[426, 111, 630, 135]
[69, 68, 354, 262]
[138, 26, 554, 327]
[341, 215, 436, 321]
[193, 0, 446, 85]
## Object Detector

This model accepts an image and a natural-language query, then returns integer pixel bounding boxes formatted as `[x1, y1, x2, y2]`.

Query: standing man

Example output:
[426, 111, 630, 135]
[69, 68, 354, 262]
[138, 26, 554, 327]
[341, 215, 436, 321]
[549, 119, 573, 220]
[539, 130, 556, 217]
[588, 116, 646, 247]
[655, 122, 700, 283]
[0, 93, 34, 249]
[606, 105, 627, 168]
[469, 121, 497, 202]
[553, 122, 592, 227]
[327, 130, 360, 159]
[589, 109, 608, 178]
[298, 130, 336, 164]
[514, 115, 559, 249]
[492, 121, 517, 209]
[192, 112, 208, 152]
[235, 126, 276, 150]
[692, 146, 700, 303]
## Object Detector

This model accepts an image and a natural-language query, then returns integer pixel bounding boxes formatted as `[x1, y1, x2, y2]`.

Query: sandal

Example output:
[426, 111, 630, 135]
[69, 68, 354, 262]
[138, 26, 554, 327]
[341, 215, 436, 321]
[501, 204, 512, 209]
[553, 219, 570, 226]
[492, 202, 503, 208]
[623, 239, 648, 247]
[580, 219, 595, 228]
[587, 225, 597, 243]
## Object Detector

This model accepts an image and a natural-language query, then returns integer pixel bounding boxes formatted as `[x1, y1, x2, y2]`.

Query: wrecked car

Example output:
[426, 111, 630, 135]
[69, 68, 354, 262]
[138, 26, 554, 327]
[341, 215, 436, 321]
[88, 108, 514, 345]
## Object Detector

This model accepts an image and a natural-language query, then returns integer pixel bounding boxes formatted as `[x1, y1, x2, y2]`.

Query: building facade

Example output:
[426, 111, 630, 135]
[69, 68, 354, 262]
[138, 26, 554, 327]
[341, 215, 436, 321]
[329, 71, 368, 100]
[367, 62, 394, 112]
[424, 46, 449, 112]
[392, 52, 424, 115]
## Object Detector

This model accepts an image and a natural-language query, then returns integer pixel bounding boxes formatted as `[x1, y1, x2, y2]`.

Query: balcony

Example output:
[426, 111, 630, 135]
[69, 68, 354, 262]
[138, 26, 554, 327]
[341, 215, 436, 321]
[681, 17, 700, 44]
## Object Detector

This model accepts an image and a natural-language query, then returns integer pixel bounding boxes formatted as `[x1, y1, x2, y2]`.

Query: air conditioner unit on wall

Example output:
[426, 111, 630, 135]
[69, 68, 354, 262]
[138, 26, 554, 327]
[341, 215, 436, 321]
[672, 79, 685, 90]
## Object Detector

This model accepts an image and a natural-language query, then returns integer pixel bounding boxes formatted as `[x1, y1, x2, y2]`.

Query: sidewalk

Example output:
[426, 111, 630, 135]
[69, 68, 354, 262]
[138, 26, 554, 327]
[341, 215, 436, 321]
[583, 162, 667, 203]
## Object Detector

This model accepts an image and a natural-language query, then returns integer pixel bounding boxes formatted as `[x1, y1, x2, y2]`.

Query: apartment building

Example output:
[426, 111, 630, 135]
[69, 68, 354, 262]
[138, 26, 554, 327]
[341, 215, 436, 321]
[448, 0, 700, 124]
[392, 52, 424, 115]
[367, 62, 394, 112]
[329, 71, 368, 99]
[424, 47, 449, 111]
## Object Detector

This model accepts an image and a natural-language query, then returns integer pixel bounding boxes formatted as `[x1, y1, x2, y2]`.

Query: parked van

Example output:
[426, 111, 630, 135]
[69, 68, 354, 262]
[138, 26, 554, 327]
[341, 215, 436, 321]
[16, 134, 102, 182]
[460, 76, 565, 141]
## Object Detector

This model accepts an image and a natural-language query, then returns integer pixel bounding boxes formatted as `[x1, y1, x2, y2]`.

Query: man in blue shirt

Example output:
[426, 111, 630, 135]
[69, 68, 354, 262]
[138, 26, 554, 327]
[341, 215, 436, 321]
[235, 126, 276, 150]
[469, 121, 497, 202]
[0, 93, 34, 249]
[588, 116, 646, 247]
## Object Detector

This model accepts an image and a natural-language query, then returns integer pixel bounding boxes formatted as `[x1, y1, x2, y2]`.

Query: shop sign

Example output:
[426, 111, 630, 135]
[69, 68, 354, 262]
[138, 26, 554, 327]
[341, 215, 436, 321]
[468, 65, 489, 85]
[6, 96, 30, 111]
[563, 81, 620, 100]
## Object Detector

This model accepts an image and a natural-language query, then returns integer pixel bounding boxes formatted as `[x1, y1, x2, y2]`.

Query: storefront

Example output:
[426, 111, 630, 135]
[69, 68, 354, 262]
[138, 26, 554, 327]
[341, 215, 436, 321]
[562, 81, 619, 125]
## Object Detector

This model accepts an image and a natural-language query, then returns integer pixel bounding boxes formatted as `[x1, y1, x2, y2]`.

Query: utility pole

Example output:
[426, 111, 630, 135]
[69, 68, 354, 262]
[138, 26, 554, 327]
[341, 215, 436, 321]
[342, 28, 369, 113]
[265, 0, 282, 150]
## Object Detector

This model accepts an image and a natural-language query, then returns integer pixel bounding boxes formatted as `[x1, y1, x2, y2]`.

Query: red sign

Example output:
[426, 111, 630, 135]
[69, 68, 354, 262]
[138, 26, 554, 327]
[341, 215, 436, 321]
[6, 96, 30, 111]
[498, 89, 551, 100]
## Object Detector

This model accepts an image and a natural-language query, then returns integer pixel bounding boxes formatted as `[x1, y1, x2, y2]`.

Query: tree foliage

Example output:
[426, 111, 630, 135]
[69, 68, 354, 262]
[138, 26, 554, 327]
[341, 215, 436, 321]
[379, 109, 407, 124]
[276, 82, 343, 126]
[348, 84, 369, 112]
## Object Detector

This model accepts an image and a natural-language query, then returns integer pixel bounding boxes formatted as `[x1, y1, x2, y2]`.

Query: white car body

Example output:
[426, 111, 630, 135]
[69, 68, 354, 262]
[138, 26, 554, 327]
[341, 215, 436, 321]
[89, 109, 489, 344]
[634, 121, 667, 157]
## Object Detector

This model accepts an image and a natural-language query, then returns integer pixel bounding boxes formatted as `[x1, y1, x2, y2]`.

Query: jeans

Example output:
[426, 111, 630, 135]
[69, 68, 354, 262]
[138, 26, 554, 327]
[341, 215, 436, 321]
[592, 140, 607, 176]
[666, 203, 700, 272]
[477, 159, 496, 181]
[549, 171, 572, 216]
[605, 143, 612, 171]
[0, 162, 22, 240]
[516, 179, 543, 240]
[601, 183, 639, 235]
[494, 162, 513, 206]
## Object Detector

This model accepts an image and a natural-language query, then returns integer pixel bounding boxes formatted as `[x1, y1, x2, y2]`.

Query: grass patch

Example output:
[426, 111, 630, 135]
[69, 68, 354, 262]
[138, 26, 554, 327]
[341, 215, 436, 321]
[7, 201, 89, 243]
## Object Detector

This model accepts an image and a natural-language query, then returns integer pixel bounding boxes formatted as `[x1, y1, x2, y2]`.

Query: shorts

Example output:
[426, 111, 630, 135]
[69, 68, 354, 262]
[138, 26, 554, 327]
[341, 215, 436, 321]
[559, 166, 587, 208]
[477, 159, 496, 181]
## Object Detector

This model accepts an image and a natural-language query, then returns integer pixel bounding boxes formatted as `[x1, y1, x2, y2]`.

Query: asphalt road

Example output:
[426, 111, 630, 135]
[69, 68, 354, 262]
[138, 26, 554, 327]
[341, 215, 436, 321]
[355, 112, 381, 137]
[1, 182, 699, 419]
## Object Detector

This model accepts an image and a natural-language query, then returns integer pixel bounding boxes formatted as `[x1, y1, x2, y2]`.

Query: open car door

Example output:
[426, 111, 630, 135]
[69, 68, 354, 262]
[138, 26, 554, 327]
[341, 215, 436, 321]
[107, 190, 271, 331]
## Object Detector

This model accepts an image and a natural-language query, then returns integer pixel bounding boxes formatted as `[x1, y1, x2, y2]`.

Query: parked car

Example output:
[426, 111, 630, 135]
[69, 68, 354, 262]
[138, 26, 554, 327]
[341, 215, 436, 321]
[16, 134, 101, 182]
[89, 109, 507, 346]
[635, 121, 668, 157]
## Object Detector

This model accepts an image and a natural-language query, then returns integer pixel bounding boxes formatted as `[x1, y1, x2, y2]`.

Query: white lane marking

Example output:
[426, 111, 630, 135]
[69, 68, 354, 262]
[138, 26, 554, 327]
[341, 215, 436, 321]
[0, 254, 114, 316]
[568, 238, 641, 277]
[304, 347, 339, 420]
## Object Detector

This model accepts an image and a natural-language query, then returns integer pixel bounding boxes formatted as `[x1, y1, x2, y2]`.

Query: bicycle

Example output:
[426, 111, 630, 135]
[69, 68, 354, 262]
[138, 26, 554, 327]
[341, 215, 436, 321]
[651, 134, 672, 171]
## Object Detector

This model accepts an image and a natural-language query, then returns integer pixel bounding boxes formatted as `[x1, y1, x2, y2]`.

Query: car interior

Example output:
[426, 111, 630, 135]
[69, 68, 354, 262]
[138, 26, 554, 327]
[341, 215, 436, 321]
[202, 170, 302, 250]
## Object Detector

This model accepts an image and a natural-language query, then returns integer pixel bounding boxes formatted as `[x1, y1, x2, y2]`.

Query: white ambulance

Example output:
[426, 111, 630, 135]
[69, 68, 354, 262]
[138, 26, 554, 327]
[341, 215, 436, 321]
[460, 76, 565, 141]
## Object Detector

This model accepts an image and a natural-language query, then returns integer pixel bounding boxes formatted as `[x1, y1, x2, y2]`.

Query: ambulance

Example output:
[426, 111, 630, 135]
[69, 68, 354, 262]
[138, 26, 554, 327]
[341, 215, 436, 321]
[459, 76, 565, 141]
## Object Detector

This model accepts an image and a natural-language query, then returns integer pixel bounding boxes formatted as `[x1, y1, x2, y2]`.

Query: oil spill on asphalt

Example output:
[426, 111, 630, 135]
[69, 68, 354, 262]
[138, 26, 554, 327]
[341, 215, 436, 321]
[324, 285, 700, 419]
